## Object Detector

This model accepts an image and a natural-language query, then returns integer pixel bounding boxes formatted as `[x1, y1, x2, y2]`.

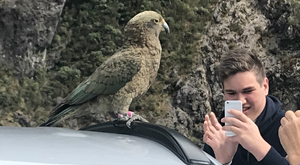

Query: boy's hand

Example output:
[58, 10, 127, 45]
[221, 109, 271, 161]
[279, 110, 300, 165]
[203, 112, 238, 164]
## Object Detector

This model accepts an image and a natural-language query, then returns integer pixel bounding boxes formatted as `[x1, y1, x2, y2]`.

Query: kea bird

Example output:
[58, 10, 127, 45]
[40, 11, 170, 127]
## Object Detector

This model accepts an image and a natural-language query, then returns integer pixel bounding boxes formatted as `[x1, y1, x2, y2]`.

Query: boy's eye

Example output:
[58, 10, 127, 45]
[227, 92, 236, 95]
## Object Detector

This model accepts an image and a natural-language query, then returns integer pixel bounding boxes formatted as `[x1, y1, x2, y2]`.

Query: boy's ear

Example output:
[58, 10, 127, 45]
[221, 83, 224, 93]
[263, 77, 269, 95]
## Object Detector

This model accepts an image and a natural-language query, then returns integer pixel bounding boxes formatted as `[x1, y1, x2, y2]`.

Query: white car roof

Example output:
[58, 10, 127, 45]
[0, 121, 221, 165]
[0, 126, 184, 165]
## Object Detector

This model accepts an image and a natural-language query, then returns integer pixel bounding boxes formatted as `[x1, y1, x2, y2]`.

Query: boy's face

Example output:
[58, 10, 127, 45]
[223, 71, 269, 121]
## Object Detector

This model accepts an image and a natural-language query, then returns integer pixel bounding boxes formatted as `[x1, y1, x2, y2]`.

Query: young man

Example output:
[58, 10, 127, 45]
[279, 110, 300, 165]
[203, 48, 289, 165]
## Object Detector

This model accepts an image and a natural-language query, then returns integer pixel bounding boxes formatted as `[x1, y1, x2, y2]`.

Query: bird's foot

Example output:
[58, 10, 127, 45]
[117, 111, 148, 128]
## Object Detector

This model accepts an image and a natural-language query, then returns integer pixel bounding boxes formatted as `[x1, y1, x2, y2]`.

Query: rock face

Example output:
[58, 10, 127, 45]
[160, 0, 300, 146]
[0, 0, 65, 77]
[0, 0, 300, 147]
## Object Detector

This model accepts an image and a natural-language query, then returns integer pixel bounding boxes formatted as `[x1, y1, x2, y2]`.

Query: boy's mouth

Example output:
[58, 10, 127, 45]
[243, 106, 250, 114]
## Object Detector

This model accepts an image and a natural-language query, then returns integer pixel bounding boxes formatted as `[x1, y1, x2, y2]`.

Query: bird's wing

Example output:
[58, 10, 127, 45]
[43, 50, 142, 125]
[63, 51, 142, 105]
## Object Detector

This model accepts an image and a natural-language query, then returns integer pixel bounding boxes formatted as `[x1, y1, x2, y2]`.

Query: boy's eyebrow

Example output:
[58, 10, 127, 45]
[224, 86, 255, 93]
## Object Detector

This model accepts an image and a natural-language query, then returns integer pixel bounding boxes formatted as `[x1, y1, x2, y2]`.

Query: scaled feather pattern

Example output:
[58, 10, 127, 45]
[40, 11, 170, 126]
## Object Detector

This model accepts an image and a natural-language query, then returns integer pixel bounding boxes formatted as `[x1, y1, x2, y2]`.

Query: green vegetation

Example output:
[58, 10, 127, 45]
[0, 0, 218, 125]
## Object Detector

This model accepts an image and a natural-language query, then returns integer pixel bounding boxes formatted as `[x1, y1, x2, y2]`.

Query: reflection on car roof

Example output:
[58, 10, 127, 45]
[0, 121, 219, 165]
[0, 126, 184, 165]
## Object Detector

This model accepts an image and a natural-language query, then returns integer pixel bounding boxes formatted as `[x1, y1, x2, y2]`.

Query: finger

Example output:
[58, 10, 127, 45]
[285, 110, 295, 120]
[203, 122, 214, 143]
[221, 116, 243, 127]
[203, 122, 209, 142]
[280, 117, 288, 126]
[295, 110, 300, 117]
[203, 120, 209, 132]
[204, 120, 217, 134]
[210, 112, 222, 130]
[203, 135, 209, 143]
[223, 124, 240, 136]
[203, 115, 211, 132]
[205, 114, 212, 127]
[203, 130, 214, 142]
[208, 120, 218, 134]
[203, 131, 209, 142]
[228, 109, 250, 122]
[204, 114, 210, 122]
[278, 126, 284, 139]
[205, 113, 218, 134]
[226, 135, 238, 143]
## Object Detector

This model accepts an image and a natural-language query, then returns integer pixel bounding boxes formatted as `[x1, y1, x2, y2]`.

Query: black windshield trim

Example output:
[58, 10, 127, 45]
[80, 121, 212, 165]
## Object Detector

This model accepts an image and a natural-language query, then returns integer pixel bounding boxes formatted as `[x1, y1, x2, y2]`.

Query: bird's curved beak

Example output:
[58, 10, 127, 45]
[162, 19, 170, 34]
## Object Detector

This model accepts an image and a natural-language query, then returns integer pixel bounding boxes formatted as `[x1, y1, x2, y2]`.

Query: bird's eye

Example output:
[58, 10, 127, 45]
[154, 19, 159, 23]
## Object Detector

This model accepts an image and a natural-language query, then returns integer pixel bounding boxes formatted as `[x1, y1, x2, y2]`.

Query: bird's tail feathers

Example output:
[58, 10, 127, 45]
[40, 105, 80, 127]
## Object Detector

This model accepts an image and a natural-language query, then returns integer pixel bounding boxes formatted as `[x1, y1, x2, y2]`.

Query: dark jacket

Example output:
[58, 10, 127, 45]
[203, 95, 289, 165]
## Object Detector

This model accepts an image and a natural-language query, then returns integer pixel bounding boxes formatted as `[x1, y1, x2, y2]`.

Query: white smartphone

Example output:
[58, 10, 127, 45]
[224, 100, 242, 137]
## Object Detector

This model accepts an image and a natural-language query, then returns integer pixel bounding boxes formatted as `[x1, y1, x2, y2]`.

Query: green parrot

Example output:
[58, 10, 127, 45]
[40, 11, 170, 127]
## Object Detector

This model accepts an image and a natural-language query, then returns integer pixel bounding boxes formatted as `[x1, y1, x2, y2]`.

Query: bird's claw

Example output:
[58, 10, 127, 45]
[117, 111, 148, 128]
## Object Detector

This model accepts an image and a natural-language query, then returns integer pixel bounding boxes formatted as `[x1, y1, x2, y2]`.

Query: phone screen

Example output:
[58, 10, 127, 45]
[224, 100, 242, 137]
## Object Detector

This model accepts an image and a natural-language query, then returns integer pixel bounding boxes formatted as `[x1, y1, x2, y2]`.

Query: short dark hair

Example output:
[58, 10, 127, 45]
[218, 48, 266, 85]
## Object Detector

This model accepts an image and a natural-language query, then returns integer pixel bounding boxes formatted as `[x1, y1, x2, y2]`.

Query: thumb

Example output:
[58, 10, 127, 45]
[226, 136, 239, 145]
